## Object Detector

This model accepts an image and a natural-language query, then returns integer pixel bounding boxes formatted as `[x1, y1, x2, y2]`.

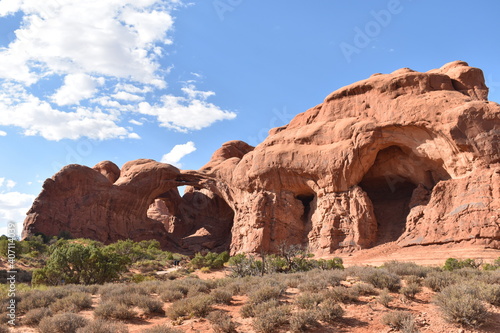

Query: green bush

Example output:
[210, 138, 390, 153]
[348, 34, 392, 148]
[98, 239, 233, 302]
[75, 319, 129, 333]
[190, 251, 230, 270]
[38, 312, 88, 333]
[443, 258, 480, 271]
[33, 241, 129, 285]
[435, 284, 487, 327]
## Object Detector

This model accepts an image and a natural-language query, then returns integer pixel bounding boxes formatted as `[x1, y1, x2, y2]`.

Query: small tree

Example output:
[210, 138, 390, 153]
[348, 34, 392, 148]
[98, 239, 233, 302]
[33, 242, 129, 285]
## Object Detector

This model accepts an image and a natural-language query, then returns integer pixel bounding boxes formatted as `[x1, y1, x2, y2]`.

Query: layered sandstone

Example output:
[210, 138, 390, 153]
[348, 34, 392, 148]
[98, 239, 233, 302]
[23, 61, 500, 256]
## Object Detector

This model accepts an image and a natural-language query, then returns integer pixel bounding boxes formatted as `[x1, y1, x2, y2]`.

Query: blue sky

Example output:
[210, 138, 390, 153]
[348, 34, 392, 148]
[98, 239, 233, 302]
[1, 0, 500, 236]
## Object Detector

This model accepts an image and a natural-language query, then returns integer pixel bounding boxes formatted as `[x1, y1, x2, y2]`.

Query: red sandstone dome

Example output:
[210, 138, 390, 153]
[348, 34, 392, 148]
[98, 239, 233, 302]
[22, 61, 500, 257]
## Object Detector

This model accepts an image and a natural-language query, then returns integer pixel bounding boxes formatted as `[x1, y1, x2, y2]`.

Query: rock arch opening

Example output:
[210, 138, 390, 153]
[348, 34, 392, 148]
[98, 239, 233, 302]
[359, 145, 450, 245]
[147, 186, 235, 253]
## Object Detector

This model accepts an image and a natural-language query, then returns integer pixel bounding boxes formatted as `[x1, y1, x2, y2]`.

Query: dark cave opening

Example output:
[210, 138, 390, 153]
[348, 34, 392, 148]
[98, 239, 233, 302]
[358, 144, 450, 245]
[296, 194, 315, 222]
[359, 176, 417, 245]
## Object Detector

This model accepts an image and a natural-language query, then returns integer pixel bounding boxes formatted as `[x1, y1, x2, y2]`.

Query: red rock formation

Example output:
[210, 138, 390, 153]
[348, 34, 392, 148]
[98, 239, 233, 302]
[22, 61, 500, 256]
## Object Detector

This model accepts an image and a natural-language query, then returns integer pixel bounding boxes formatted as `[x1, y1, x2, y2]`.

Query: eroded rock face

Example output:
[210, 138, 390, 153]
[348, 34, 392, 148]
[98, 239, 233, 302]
[23, 61, 500, 255]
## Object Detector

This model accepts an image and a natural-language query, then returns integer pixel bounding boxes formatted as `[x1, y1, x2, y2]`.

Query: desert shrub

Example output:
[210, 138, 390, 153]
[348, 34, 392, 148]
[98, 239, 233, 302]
[228, 254, 262, 277]
[316, 299, 344, 323]
[443, 258, 480, 271]
[296, 292, 324, 309]
[404, 275, 422, 286]
[401, 282, 422, 299]
[383, 261, 432, 278]
[381, 311, 418, 333]
[50, 292, 93, 313]
[289, 310, 318, 332]
[357, 268, 401, 292]
[38, 312, 88, 333]
[423, 271, 458, 292]
[134, 295, 165, 315]
[190, 251, 230, 270]
[33, 242, 129, 285]
[160, 288, 184, 302]
[207, 310, 237, 333]
[297, 279, 328, 293]
[241, 299, 280, 318]
[18, 290, 56, 313]
[133, 260, 165, 273]
[352, 282, 377, 296]
[142, 325, 183, 333]
[377, 288, 393, 308]
[211, 288, 233, 305]
[167, 295, 214, 320]
[23, 307, 52, 326]
[435, 284, 487, 327]
[252, 305, 290, 333]
[141, 325, 183, 333]
[99, 283, 148, 298]
[478, 283, 500, 306]
[248, 283, 284, 304]
[325, 286, 358, 303]
[75, 319, 129, 333]
[0, 325, 9, 333]
[94, 302, 137, 320]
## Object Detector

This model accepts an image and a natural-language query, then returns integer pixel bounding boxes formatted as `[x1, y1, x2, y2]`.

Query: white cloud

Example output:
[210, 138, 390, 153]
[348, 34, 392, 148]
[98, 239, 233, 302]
[0, 130, 6, 136]
[52, 73, 100, 106]
[0, 191, 36, 237]
[0, 83, 137, 141]
[0, 178, 16, 189]
[0, 1, 236, 141]
[139, 85, 237, 132]
[129, 119, 144, 126]
[113, 91, 144, 101]
[161, 141, 196, 167]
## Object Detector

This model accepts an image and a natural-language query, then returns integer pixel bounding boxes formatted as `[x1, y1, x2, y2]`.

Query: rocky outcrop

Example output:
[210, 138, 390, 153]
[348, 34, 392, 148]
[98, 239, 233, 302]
[23, 61, 500, 255]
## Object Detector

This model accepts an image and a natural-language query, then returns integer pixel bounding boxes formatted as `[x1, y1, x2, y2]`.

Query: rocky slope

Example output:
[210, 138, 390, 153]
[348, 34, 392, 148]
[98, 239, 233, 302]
[22, 61, 500, 256]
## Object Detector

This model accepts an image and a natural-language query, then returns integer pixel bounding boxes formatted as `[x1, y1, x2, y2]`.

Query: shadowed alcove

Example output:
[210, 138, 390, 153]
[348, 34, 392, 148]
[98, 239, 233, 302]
[359, 145, 451, 245]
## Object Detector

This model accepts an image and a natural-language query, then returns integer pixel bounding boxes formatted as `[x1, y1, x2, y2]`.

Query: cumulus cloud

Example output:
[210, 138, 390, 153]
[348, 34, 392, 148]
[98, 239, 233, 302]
[0, 82, 137, 140]
[0, 1, 236, 141]
[52, 74, 101, 106]
[0, 130, 6, 136]
[129, 119, 144, 126]
[161, 141, 196, 167]
[0, 191, 36, 237]
[139, 85, 237, 132]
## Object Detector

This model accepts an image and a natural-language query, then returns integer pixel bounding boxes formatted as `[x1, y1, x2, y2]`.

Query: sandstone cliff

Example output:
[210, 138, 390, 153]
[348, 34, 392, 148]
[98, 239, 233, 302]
[22, 61, 500, 256]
